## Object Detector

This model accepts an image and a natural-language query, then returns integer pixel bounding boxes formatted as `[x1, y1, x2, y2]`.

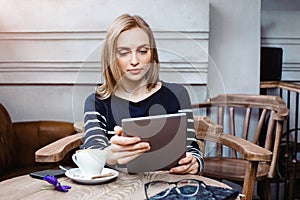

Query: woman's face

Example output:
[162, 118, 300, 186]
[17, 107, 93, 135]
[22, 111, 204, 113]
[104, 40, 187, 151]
[116, 28, 151, 82]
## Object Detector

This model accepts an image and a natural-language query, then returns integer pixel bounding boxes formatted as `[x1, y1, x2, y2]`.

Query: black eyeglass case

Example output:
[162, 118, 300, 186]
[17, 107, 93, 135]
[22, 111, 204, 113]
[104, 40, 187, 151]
[148, 184, 239, 200]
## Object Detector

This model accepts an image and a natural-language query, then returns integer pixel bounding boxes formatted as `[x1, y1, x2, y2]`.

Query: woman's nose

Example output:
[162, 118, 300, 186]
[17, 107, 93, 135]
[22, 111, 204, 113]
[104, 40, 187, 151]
[130, 51, 139, 66]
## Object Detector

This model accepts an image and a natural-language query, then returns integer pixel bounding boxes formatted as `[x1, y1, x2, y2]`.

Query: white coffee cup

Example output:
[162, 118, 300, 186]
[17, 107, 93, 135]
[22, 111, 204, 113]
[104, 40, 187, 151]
[72, 149, 107, 179]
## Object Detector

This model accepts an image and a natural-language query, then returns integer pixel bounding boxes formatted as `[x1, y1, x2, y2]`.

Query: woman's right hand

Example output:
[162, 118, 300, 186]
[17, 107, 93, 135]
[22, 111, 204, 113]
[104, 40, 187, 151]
[106, 126, 150, 165]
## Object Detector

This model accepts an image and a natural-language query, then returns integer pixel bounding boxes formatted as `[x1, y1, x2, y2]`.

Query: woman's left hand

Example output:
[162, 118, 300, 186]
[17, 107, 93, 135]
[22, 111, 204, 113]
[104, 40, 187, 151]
[169, 152, 199, 175]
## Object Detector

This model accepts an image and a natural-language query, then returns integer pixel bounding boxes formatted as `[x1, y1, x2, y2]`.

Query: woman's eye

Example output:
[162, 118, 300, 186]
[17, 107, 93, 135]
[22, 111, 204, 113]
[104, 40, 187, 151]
[138, 49, 149, 55]
[117, 51, 129, 57]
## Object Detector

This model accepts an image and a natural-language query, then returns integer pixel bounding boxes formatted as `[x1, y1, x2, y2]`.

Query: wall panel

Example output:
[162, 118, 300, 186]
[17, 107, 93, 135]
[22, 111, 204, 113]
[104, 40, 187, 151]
[261, 10, 300, 81]
[0, 0, 209, 122]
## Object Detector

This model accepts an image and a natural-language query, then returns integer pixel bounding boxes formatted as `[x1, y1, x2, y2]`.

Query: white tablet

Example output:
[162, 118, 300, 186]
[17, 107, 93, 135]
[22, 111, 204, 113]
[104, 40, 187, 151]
[121, 113, 187, 173]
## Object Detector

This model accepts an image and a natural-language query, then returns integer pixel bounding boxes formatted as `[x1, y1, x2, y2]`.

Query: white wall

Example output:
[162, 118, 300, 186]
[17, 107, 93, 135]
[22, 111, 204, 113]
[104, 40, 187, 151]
[207, 0, 261, 97]
[0, 0, 209, 85]
[261, 0, 300, 81]
[0, 0, 264, 122]
[0, 0, 209, 122]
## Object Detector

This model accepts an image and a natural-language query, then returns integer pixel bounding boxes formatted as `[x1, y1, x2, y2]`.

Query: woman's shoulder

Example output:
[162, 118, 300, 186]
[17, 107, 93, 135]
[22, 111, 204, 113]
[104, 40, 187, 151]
[86, 93, 96, 100]
[85, 93, 111, 104]
[162, 81, 187, 93]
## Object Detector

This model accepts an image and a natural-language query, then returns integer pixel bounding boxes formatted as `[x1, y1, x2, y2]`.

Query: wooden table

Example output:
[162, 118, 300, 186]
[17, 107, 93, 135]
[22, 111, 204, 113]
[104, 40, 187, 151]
[0, 170, 235, 200]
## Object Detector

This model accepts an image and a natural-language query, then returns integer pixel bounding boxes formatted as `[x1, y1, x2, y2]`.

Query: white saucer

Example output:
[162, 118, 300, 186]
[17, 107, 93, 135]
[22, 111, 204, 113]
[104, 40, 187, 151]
[65, 168, 119, 184]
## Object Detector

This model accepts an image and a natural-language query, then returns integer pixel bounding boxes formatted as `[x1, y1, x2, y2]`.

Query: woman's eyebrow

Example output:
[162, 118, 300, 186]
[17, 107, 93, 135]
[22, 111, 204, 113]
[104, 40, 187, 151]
[116, 44, 150, 50]
[116, 47, 130, 51]
[137, 44, 150, 49]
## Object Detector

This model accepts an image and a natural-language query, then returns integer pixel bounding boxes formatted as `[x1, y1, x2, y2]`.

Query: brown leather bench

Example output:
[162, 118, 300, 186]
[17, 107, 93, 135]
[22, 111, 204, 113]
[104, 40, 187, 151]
[0, 103, 76, 181]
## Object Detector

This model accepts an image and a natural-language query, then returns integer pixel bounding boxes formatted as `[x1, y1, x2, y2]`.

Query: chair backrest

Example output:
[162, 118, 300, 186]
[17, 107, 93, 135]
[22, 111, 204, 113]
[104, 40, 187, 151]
[193, 94, 289, 178]
[0, 103, 14, 175]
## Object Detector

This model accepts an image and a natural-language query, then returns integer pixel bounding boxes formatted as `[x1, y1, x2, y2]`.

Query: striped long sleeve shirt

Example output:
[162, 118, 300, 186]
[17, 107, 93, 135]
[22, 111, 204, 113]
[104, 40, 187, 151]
[81, 82, 204, 173]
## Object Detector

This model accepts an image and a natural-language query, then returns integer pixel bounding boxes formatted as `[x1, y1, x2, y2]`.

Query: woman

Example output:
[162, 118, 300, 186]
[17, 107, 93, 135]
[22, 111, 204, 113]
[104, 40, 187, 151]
[82, 14, 203, 174]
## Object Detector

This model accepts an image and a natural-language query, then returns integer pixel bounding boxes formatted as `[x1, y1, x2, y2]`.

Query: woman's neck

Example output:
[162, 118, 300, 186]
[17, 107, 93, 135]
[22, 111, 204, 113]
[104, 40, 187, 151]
[114, 81, 161, 103]
[120, 78, 146, 93]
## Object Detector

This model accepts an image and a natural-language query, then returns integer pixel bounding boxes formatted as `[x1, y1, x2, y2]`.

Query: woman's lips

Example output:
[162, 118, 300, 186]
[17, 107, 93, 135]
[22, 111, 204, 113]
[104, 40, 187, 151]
[127, 68, 142, 74]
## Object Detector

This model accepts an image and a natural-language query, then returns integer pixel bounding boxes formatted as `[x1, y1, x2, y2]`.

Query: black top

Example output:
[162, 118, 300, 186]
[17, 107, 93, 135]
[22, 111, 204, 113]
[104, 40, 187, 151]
[82, 82, 203, 173]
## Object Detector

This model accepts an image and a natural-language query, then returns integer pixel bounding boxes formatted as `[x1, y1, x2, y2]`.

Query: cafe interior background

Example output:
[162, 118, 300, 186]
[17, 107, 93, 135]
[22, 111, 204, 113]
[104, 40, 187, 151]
[0, 0, 299, 199]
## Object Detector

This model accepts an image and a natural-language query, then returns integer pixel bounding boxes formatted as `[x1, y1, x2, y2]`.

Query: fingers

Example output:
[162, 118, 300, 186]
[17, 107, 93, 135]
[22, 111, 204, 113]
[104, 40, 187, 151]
[114, 126, 123, 136]
[110, 139, 150, 152]
[178, 153, 194, 165]
[112, 126, 143, 145]
[110, 142, 150, 164]
[110, 133, 142, 146]
[113, 147, 149, 164]
[109, 127, 151, 165]
[169, 153, 199, 175]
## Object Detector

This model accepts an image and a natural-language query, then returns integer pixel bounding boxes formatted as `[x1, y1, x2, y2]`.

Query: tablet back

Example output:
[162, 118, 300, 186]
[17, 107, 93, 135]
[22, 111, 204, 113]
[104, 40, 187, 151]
[122, 113, 186, 173]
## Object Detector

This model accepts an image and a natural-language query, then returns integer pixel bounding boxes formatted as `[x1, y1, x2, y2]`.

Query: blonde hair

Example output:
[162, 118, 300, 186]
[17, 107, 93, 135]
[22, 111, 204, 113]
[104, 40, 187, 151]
[96, 14, 160, 99]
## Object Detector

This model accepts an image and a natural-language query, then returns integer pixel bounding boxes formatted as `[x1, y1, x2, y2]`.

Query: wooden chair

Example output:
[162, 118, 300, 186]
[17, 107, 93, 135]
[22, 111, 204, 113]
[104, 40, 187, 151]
[192, 94, 289, 200]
